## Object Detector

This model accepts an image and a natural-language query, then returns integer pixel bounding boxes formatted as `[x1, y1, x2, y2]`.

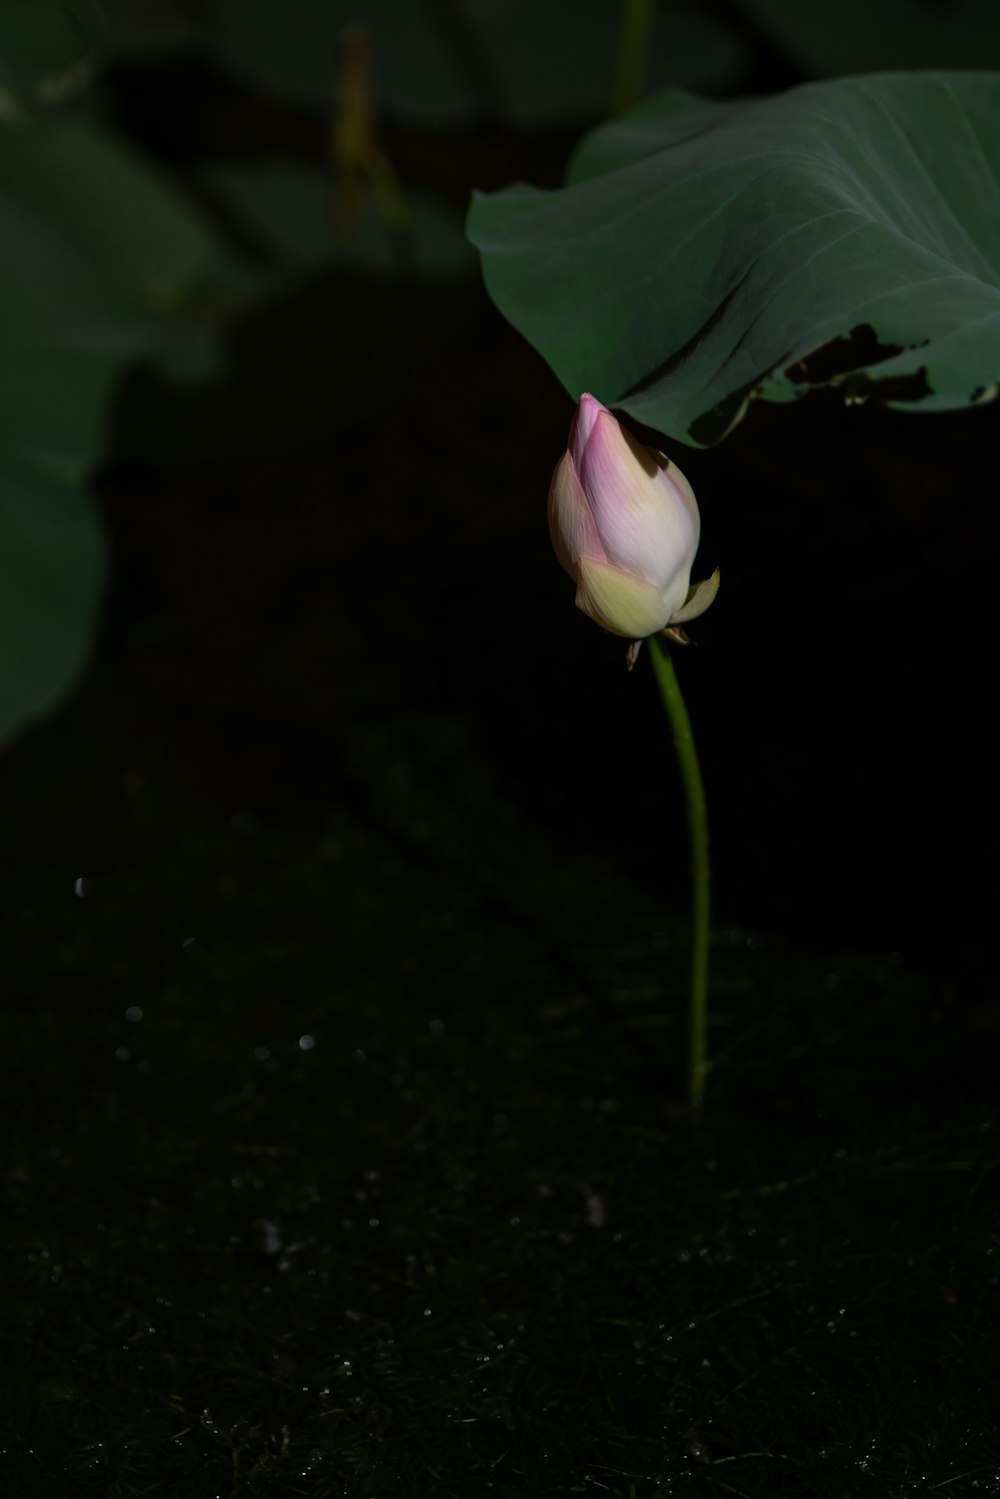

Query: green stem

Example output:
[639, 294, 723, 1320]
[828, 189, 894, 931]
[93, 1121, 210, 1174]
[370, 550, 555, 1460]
[649, 635, 711, 1108]
[611, 0, 654, 115]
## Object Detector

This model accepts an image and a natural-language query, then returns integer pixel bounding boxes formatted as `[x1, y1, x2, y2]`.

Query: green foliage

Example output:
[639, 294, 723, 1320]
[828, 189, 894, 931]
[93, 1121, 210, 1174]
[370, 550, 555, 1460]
[0, 475, 105, 754]
[0, 0, 98, 112]
[0, 112, 249, 748]
[468, 71, 1000, 446]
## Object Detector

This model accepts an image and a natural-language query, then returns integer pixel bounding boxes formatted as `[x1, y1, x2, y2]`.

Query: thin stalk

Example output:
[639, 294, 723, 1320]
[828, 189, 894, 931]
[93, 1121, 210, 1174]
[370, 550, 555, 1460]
[611, 0, 654, 115]
[649, 635, 710, 1107]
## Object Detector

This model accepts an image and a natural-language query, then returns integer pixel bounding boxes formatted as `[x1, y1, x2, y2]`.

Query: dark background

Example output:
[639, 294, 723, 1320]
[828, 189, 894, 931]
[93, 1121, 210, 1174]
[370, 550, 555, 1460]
[76, 3, 1000, 980]
[4, 4, 1000, 1494]
[100, 342, 1000, 977]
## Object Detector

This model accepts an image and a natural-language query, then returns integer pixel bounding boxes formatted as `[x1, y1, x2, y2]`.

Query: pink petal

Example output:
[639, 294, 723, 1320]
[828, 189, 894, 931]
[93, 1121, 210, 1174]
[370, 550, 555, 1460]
[548, 451, 607, 578]
[568, 392, 607, 469]
[581, 413, 698, 588]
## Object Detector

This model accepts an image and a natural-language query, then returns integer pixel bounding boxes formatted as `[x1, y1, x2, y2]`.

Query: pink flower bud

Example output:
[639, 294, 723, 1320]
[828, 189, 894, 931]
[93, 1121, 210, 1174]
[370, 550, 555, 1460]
[548, 393, 718, 640]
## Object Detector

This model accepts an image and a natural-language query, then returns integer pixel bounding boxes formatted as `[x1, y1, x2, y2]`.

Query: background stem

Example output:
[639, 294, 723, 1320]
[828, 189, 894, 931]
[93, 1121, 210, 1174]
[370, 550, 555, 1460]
[649, 635, 711, 1107]
[611, 0, 654, 115]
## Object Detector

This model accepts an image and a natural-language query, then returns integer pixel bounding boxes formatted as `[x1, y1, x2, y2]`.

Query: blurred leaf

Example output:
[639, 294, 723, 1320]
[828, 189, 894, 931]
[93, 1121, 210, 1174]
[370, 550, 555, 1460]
[739, 0, 1000, 77]
[0, 472, 106, 748]
[468, 72, 1000, 447]
[0, 0, 99, 111]
[214, 0, 748, 127]
[0, 113, 250, 747]
[201, 155, 475, 280]
[0, 114, 252, 313]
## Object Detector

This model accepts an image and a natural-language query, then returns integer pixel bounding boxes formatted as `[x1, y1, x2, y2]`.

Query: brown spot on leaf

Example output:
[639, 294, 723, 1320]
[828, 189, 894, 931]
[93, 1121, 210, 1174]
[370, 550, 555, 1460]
[841, 366, 932, 404]
[785, 323, 923, 385]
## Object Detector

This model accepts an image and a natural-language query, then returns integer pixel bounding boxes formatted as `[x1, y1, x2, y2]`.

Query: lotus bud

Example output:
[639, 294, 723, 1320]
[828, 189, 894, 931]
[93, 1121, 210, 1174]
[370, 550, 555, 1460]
[548, 393, 719, 649]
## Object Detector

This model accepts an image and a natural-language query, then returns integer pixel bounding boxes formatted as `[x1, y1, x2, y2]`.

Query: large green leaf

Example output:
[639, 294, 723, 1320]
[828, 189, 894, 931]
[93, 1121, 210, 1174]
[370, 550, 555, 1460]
[0, 113, 249, 747]
[467, 72, 1000, 446]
